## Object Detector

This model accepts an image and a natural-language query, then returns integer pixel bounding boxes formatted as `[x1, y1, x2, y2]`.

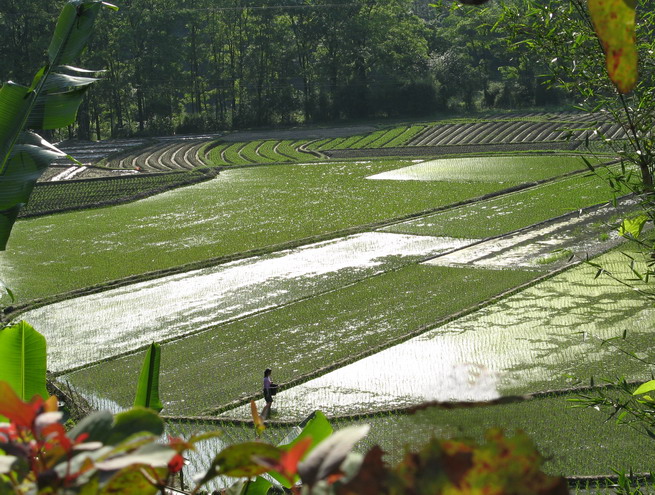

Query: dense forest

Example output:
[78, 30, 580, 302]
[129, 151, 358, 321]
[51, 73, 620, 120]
[0, 0, 565, 139]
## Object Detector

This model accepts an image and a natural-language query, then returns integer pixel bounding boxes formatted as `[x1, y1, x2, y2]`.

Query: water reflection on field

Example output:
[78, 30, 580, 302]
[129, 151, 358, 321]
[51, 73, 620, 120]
[367, 156, 594, 183]
[222, 251, 655, 420]
[22, 232, 471, 372]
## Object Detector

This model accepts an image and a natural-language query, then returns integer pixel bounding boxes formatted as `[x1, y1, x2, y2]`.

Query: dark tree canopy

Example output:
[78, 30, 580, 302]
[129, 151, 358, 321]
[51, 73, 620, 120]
[0, 0, 564, 139]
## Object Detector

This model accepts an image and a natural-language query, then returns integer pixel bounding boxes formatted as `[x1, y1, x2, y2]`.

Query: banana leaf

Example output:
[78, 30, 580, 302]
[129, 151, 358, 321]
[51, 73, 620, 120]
[0, 321, 48, 401]
[0, 0, 116, 250]
[134, 343, 163, 412]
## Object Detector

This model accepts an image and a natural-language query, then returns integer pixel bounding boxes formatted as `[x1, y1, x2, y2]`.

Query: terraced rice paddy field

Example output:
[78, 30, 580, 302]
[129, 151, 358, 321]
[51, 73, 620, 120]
[4, 112, 653, 486]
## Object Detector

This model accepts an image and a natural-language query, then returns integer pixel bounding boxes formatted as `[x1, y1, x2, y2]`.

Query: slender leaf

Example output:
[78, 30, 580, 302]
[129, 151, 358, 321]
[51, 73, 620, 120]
[134, 343, 163, 412]
[633, 380, 655, 396]
[0, 321, 47, 401]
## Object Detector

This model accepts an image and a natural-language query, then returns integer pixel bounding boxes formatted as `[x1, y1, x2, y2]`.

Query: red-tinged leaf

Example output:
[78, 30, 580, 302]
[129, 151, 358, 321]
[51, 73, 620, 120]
[253, 439, 313, 486]
[588, 0, 638, 93]
[0, 381, 42, 427]
[276, 436, 313, 480]
[443, 450, 473, 487]
[336, 446, 389, 495]
[167, 454, 185, 473]
[298, 425, 370, 487]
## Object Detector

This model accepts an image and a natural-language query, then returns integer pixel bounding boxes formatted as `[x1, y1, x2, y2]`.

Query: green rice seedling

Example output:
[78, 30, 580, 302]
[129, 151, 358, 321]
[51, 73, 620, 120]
[320, 137, 346, 150]
[62, 264, 537, 415]
[239, 140, 263, 163]
[330, 134, 366, 150]
[383, 170, 623, 239]
[353, 130, 389, 148]
[257, 140, 285, 162]
[222, 142, 250, 165]
[275, 140, 307, 160]
[205, 142, 231, 166]
[366, 126, 406, 148]
[384, 125, 428, 147]
[304, 138, 330, 151]
[21, 172, 211, 218]
[535, 249, 574, 265]
[4, 158, 537, 301]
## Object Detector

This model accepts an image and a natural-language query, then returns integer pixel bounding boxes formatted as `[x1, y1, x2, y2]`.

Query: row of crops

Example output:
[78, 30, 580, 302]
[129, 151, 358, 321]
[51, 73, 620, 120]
[101, 139, 209, 173]
[202, 115, 619, 167]
[202, 126, 428, 167]
[408, 120, 625, 147]
[204, 139, 319, 166]
[22, 170, 217, 218]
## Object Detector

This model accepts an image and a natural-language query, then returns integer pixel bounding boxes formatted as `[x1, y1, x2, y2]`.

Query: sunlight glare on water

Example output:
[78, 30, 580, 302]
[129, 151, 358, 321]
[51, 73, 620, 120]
[21, 232, 472, 372]
[221, 251, 655, 420]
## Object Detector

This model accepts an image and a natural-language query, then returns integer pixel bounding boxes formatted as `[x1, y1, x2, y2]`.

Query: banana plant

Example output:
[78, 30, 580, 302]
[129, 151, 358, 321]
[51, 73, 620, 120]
[0, 321, 47, 402]
[0, 0, 117, 250]
[134, 343, 163, 412]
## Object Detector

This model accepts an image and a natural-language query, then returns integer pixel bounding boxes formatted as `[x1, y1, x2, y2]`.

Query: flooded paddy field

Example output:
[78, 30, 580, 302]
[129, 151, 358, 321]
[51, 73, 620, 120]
[3, 125, 648, 479]
[25, 232, 471, 371]
[1, 159, 528, 303]
[222, 250, 655, 420]
[367, 155, 599, 183]
[62, 264, 536, 415]
[382, 170, 623, 239]
[423, 197, 637, 270]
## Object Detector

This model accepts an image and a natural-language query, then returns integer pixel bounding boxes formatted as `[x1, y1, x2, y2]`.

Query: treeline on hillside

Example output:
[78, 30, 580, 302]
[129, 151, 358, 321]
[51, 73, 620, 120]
[0, 0, 565, 139]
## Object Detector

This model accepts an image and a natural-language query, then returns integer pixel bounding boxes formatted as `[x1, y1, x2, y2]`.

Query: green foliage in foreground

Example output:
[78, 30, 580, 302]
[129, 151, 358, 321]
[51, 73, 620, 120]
[64, 264, 537, 416]
[167, 392, 654, 479]
[0, 384, 568, 495]
[0, 383, 190, 495]
[0, 321, 47, 401]
[354, 393, 654, 476]
[0, 0, 114, 250]
[3, 159, 521, 302]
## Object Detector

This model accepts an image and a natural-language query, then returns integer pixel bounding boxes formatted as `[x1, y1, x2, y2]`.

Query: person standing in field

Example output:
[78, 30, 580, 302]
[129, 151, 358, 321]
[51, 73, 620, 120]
[262, 368, 274, 419]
